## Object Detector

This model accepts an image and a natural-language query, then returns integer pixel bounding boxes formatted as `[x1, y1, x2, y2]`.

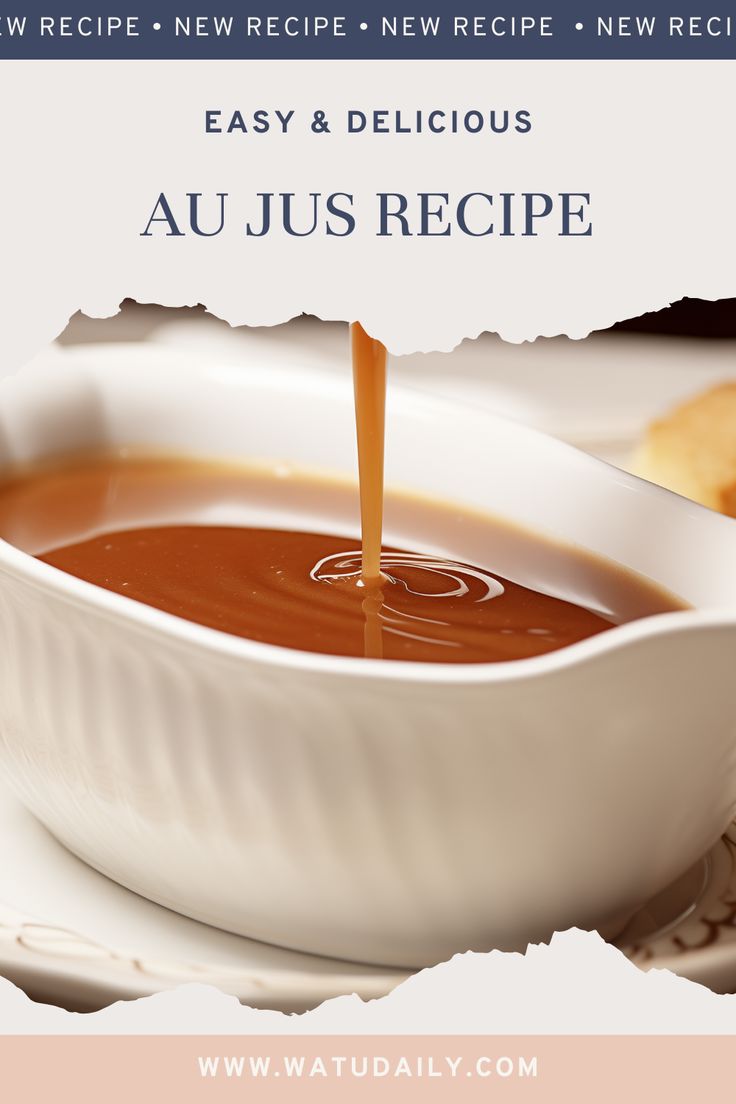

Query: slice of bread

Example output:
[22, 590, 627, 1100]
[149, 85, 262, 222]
[634, 382, 736, 516]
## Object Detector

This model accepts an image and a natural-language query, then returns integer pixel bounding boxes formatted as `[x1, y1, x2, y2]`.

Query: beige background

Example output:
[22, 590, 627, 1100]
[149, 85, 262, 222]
[0, 60, 734, 366]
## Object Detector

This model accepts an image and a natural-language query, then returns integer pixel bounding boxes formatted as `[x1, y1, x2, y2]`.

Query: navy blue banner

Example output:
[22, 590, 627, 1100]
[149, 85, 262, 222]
[1, 2, 736, 59]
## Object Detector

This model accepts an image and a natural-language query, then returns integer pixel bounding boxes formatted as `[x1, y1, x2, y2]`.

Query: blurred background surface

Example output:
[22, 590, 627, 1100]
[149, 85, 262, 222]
[56, 298, 736, 468]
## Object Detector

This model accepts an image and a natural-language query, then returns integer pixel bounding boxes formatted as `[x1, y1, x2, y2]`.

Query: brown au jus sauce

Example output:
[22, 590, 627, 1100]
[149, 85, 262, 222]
[0, 324, 682, 666]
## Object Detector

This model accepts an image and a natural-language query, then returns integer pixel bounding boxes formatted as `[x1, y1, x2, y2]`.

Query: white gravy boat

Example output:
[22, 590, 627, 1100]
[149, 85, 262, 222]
[0, 344, 735, 968]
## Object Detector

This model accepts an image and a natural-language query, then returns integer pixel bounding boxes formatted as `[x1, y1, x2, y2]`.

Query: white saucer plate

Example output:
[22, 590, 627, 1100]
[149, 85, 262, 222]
[2, 776, 736, 1011]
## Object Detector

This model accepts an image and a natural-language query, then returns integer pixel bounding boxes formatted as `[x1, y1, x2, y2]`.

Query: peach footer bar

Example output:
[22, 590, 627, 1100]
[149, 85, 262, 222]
[0, 1035, 731, 1102]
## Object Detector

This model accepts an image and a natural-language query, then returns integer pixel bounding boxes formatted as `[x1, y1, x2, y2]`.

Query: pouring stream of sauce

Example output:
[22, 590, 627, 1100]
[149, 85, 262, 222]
[352, 322, 387, 583]
[351, 322, 388, 657]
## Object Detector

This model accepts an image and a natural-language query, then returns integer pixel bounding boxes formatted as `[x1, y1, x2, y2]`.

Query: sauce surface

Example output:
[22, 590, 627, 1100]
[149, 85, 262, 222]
[0, 455, 684, 664]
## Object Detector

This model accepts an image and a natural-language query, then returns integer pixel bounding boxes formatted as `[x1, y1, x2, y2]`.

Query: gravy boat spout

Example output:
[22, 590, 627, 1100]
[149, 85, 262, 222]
[0, 345, 735, 968]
